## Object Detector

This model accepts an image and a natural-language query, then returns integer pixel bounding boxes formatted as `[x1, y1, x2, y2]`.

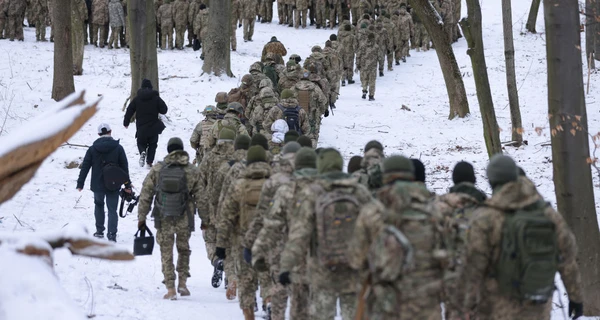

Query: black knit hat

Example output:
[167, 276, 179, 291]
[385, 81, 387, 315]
[348, 156, 363, 174]
[411, 159, 426, 183]
[234, 135, 251, 151]
[246, 145, 267, 165]
[297, 135, 313, 148]
[250, 133, 269, 150]
[141, 79, 153, 89]
[284, 130, 300, 143]
[364, 140, 384, 153]
[330, 34, 337, 41]
[167, 137, 184, 153]
[452, 161, 476, 184]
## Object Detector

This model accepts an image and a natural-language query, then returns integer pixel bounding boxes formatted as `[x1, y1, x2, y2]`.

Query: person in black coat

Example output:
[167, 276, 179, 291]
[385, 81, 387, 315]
[77, 123, 131, 241]
[124, 79, 168, 167]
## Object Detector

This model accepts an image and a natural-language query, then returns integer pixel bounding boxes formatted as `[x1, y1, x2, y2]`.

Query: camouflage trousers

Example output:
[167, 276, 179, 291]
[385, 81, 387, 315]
[476, 293, 552, 320]
[259, 270, 272, 307]
[92, 23, 109, 47]
[291, 283, 310, 319]
[350, 7, 359, 25]
[0, 17, 5, 38]
[156, 217, 192, 289]
[360, 69, 376, 96]
[330, 77, 340, 104]
[315, 2, 326, 27]
[342, 53, 354, 81]
[175, 25, 186, 49]
[413, 23, 430, 50]
[377, 50, 385, 71]
[261, 0, 273, 21]
[386, 50, 394, 70]
[277, 0, 285, 24]
[329, 3, 341, 28]
[187, 24, 194, 45]
[235, 245, 258, 309]
[398, 39, 409, 60]
[294, 9, 307, 28]
[202, 225, 217, 262]
[225, 246, 238, 284]
[33, 15, 46, 40]
[242, 18, 255, 41]
[309, 289, 356, 320]
[7, 15, 24, 41]
[367, 294, 442, 320]
[286, 3, 294, 25]
[230, 22, 237, 50]
[269, 274, 287, 320]
[108, 26, 122, 48]
[160, 24, 174, 49]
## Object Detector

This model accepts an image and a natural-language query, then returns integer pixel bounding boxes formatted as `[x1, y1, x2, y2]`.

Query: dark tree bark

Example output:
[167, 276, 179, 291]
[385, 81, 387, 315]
[128, 0, 159, 99]
[51, 0, 75, 101]
[585, 0, 596, 68]
[460, 0, 502, 158]
[411, 0, 469, 119]
[202, 0, 233, 77]
[545, 0, 600, 314]
[502, 0, 523, 147]
[526, 0, 542, 33]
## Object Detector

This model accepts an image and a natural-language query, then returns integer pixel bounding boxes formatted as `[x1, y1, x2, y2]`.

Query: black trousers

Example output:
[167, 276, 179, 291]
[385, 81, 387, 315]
[137, 134, 159, 165]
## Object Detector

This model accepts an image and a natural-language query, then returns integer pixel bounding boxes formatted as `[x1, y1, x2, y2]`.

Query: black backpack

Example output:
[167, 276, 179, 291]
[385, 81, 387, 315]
[278, 105, 302, 135]
[99, 151, 129, 192]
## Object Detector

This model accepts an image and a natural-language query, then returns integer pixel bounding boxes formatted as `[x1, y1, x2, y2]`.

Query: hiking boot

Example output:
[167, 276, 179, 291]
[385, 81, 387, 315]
[379, 71, 384, 77]
[402, 57, 407, 63]
[178, 279, 190, 296]
[316, 24, 321, 29]
[163, 288, 177, 300]
[211, 264, 223, 288]
[226, 280, 237, 300]
[362, 92, 367, 99]
[369, 96, 375, 101]
[341, 80, 346, 87]
[395, 61, 400, 65]
[224, 276, 228, 289]
[146, 162, 153, 168]
[107, 233, 117, 242]
[93, 231, 104, 239]
[388, 67, 393, 71]
[139, 151, 146, 167]
[348, 79, 355, 84]
[242, 308, 254, 320]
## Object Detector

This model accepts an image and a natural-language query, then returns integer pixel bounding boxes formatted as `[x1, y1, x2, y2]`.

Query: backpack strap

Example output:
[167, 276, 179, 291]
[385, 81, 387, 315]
[277, 104, 285, 113]
[384, 225, 415, 272]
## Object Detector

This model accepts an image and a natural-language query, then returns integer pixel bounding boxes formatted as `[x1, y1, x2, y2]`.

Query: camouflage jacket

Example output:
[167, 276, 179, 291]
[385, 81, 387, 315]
[263, 98, 310, 137]
[216, 150, 247, 221]
[188, 0, 200, 26]
[352, 148, 383, 189]
[277, 70, 300, 94]
[241, 0, 257, 19]
[193, 7, 209, 38]
[279, 172, 373, 293]
[207, 113, 249, 149]
[293, 80, 328, 120]
[247, 87, 279, 136]
[261, 41, 288, 64]
[157, 2, 173, 26]
[323, 46, 343, 82]
[356, 40, 379, 71]
[382, 17, 397, 48]
[172, 0, 188, 27]
[137, 151, 208, 229]
[216, 162, 272, 248]
[304, 52, 330, 80]
[376, 25, 390, 53]
[29, 0, 47, 19]
[439, 0, 453, 24]
[243, 154, 295, 249]
[460, 177, 583, 316]
[396, 11, 413, 41]
[252, 168, 318, 281]
[91, 0, 109, 24]
[337, 27, 357, 56]
[190, 117, 217, 151]
[6, 0, 26, 15]
[108, 0, 125, 27]
[198, 141, 234, 219]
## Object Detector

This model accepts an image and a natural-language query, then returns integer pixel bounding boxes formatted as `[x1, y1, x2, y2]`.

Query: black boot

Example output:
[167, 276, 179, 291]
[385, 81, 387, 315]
[316, 24, 321, 29]
[341, 80, 346, 86]
[362, 92, 367, 99]
[402, 57, 406, 63]
[379, 70, 384, 77]
[211, 261, 224, 288]
[369, 95, 375, 101]
[348, 79, 355, 84]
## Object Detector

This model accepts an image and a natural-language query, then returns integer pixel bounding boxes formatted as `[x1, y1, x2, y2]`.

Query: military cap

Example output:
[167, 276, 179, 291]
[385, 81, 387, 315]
[227, 102, 244, 114]
[247, 145, 267, 165]
[311, 45, 323, 53]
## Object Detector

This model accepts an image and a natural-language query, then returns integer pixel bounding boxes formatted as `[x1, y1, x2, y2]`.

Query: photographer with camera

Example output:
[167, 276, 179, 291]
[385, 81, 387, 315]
[77, 123, 132, 242]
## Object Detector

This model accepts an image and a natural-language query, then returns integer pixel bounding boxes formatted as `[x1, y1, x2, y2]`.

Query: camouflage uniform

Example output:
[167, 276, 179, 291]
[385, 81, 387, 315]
[247, 86, 279, 138]
[292, 78, 327, 145]
[337, 22, 356, 83]
[0, 0, 6, 39]
[138, 150, 207, 290]
[278, 62, 302, 94]
[284, 0, 294, 26]
[352, 147, 383, 189]
[328, 0, 341, 28]
[459, 177, 583, 320]
[276, 0, 284, 24]
[6, 0, 26, 41]
[72, 0, 87, 75]
[261, 38, 287, 64]
[91, 0, 109, 47]
[241, 0, 256, 41]
[374, 22, 389, 74]
[187, 0, 201, 45]
[279, 171, 373, 320]
[157, 0, 174, 50]
[356, 35, 379, 98]
[231, 0, 240, 50]
[29, 0, 47, 41]
[172, 0, 188, 49]
[260, 0, 272, 22]
[439, 0, 453, 44]
[263, 97, 310, 140]
[294, 0, 308, 28]
[108, 0, 124, 48]
[381, 16, 396, 70]
[314, 0, 326, 28]
[304, 49, 330, 82]
[217, 161, 272, 312]
[252, 167, 318, 320]
[395, 7, 413, 62]
[154, 0, 163, 47]
[323, 43, 342, 106]
[207, 112, 249, 149]
[190, 114, 218, 165]
[193, 6, 208, 45]
[349, 0, 359, 25]
[411, 9, 430, 51]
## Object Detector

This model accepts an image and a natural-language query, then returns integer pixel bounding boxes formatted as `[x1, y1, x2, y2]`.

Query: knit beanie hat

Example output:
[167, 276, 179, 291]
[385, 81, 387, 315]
[364, 140, 384, 153]
[234, 134, 251, 151]
[383, 155, 414, 177]
[317, 148, 344, 174]
[348, 156, 363, 174]
[167, 137, 184, 153]
[297, 135, 313, 148]
[330, 34, 337, 41]
[452, 161, 476, 184]
[411, 159, 426, 183]
[141, 79, 153, 89]
[295, 147, 317, 169]
[281, 89, 295, 100]
[246, 145, 267, 165]
[282, 141, 301, 155]
[284, 130, 300, 143]
[219, 128, 236, 141]
[250, 133, 269, 150]
[486, 154, 518, 189]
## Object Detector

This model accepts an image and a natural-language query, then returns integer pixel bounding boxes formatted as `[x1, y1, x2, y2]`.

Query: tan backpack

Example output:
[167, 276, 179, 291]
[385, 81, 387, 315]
[239, 178, 266, 232]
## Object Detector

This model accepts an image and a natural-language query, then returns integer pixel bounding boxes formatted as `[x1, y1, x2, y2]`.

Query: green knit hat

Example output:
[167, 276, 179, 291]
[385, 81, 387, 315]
[282, 141, 301, 155]
[234, 134, 251, 151]
[317, 148, 344, 174]
[486, 154, 518, 189]
[295, 147, 317, 169]
[297, 135, 313, 148]
[246, 145, 267, 165]
[250, 133, 269, 150]
[284, 130, 300, 143]
[219, 128, 235, 141]
[348, 156, 363, 174]
[281, 89, 295, 100]
[383, 155, 415, 180]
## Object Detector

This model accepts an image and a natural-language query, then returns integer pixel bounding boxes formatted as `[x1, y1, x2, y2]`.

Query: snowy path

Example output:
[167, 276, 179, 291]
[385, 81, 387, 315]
[1, 1, 599, 319]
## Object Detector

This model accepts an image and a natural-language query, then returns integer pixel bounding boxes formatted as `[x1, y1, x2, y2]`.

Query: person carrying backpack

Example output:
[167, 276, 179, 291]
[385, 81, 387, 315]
[278, 148, 373, 320]
[459, 155, 583, 320]
[77, 123, 131, 242]
[137, 137, 209, 300]
[263, 89, 310, 145]
[352, 140, 385, 192]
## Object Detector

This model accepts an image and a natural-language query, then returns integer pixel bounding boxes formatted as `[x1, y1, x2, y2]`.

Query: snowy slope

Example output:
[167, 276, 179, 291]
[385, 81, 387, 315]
[0, 0, 599, 319]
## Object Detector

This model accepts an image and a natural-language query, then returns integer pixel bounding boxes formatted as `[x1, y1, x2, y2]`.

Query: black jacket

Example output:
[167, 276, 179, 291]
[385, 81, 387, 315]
[123, 88, 168, 139]
[77, 137, 130, 192]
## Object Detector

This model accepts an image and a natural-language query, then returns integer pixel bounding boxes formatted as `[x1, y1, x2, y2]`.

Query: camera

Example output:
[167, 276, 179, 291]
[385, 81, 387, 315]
[119, 188, 140, 218]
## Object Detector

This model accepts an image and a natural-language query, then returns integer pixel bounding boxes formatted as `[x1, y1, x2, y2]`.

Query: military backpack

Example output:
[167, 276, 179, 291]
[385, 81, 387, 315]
[495, 200, 558, 302]
[155, 163, 189, 217]
[278, 105, 303, 135]
[239, 178, 267, 232]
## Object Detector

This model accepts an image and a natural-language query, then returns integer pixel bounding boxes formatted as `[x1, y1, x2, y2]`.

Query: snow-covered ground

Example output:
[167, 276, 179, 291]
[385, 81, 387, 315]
[0, 0, 599, 319]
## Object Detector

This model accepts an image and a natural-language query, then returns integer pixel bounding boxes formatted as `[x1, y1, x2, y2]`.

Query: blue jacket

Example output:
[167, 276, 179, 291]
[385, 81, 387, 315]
[77, 136, 130, 192]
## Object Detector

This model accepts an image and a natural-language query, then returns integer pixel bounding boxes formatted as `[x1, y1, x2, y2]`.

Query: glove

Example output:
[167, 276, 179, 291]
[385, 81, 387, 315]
[324, 109, 329, 117]
[253, 257, 268, 272]
[137, 220, 146, 230]
[243, 248, 252, 264]
[279, 271, 291, 286]
[215, 247, 226, 260]
[569, 301, 583, 319]
[330, 4, 334, 9]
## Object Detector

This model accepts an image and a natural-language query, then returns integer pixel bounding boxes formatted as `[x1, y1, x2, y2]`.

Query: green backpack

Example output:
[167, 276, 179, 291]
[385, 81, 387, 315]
[495, 200, 558, 302]
[155, 163, 189, 217]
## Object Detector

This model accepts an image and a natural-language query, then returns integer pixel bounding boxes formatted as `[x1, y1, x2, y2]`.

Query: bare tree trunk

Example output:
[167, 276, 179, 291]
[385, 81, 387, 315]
[410, 0, 469, 119]
[129, 0, 159, 99]
[502, 0, 523, 147]
[593, 0, 600, 63]
[202, 0, 233, 77]
[51, 0, 75, 101]
[586, 0, 595, 68]
[526, 0, 542, 33]
[545, 0, 600, 314]
[460, 0, 502, 158]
